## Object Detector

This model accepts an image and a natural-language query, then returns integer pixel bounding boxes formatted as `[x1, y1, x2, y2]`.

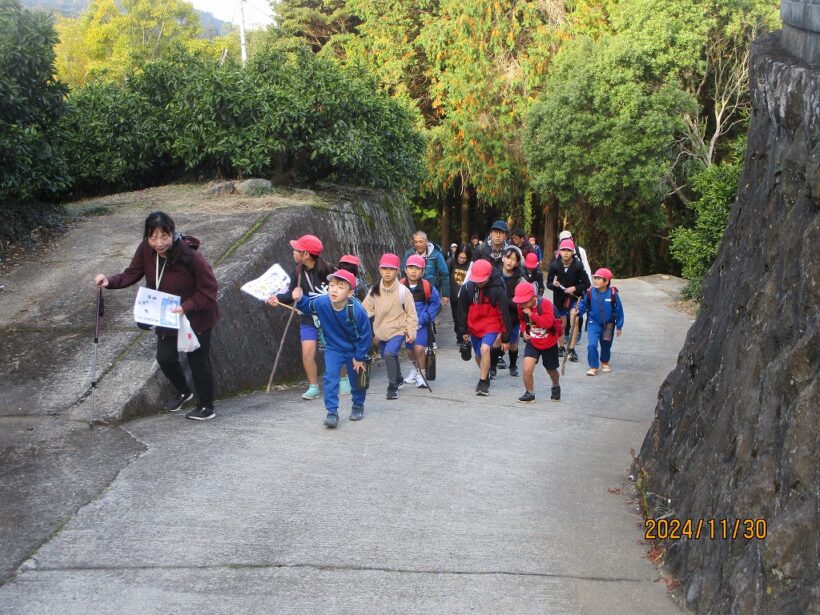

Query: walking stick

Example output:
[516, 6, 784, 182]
[267, 307, 297, 393]
[412, 360, 433, 393]
[266, 270, 302, 393]
[90, 288, 104, 428]
[561, 310, 579, 376]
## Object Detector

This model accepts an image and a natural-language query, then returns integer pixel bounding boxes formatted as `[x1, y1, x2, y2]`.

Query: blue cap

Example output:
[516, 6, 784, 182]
[490, 220, 509, 234]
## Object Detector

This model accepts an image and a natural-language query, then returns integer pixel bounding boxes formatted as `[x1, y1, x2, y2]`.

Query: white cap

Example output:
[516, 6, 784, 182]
[559, 230, 572, 240]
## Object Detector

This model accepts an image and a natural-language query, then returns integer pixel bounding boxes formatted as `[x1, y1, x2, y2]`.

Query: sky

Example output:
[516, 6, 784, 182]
[188, 0, 274, 29]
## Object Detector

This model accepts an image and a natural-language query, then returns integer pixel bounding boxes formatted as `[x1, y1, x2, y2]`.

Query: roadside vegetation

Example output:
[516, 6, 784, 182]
[1, 0, 778, 292]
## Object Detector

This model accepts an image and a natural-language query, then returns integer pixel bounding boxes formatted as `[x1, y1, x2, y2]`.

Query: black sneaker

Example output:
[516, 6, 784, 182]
[386, 387, 398, 400]
[509, 366, 519, 377]
[497, 356, 507, 369]
[164, 391, 193, 412]
[349, 406, 364, 421]
[324, 413, 339, 428]
[185, 406, 215, 421]
[475, 380, 482, 393]
[569, 349, 578, 362]
[476, 380, 490, 396]
[558, 347, 565, 358]
[518, 391, 536, 403]
[551, 386, 561, 401]
[489, 366, 497, 379]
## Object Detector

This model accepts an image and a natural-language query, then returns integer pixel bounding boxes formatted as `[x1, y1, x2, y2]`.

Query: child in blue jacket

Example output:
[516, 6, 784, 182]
[574, 268, 624, 376]
[291, 270, 373, 428]
[402, 254, 441, 388]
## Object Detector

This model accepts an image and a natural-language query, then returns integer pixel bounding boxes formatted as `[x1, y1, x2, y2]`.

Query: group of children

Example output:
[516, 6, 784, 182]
[269, 231, 624, 429]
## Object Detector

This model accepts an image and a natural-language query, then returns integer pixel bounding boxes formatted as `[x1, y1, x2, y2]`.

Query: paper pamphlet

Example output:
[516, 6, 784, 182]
[241, 263, 291, 301]
[133, 286, 181, 329]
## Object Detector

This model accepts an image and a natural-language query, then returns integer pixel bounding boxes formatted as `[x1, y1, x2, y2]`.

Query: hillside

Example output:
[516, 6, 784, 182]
[19, 0, 234, 37]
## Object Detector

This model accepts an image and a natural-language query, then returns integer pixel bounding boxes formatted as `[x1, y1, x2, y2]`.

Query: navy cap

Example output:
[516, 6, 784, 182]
[490, 220, 509, 234]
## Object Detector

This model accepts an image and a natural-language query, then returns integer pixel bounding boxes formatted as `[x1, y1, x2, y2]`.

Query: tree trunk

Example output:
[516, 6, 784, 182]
[543, 196, 559, 260]
[440, 197, 450, 249]
[460, 183, 472, 244]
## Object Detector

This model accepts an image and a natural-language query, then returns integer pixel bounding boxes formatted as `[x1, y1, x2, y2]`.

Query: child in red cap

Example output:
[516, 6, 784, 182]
[513, 282, 563, 402]
[523, 252, 545, 297]
[363, 253, 418, 399]
[335, 254, 368, 395]
[291, 269, 372, 427]
[402, 254, 441, 388]
[268, 234, 335, 400]
[573, 268, 624, 376]
[546, 239, 590, 363]
[455, 258, 512, 396]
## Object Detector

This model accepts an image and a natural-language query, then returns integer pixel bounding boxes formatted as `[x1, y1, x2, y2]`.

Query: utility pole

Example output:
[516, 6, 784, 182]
[239, 0, 247, 67]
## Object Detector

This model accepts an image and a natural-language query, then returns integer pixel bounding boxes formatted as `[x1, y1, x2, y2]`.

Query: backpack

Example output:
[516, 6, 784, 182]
[400, 277, 432, 302]
[175, 235, 199, 277]
[585, 286, 619, 324]
[525, 298, 563, 338]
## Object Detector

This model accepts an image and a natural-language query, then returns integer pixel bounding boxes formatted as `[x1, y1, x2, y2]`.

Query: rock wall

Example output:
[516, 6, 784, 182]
[637, 33, 818, 614]
[96, 187, 413, 424]
[0, 185, 413, 425]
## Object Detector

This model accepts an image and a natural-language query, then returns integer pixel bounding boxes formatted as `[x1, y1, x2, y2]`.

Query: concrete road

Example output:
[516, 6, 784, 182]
[0, 276, 692, 614]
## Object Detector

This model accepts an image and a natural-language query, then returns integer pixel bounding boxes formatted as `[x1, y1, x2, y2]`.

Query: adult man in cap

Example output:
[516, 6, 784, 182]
[402, 230, 451, 305]
[477, 220, 511, 270]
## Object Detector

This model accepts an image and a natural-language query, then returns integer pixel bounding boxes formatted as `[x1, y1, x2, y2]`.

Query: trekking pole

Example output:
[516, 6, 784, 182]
[267, 307, 297, 392]
[90, 288, 104, 428]
[266, 271, 302, 393]
[412, 360, 433, 393]
[561, 310, 579, 376]
[271, 302, 302, 315]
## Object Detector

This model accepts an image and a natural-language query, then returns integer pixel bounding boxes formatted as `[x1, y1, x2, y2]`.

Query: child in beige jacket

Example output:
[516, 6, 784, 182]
[363, 253, 418, 399]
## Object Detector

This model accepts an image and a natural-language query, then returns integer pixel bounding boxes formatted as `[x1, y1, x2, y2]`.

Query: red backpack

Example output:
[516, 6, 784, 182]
[400, 277, 432, 302]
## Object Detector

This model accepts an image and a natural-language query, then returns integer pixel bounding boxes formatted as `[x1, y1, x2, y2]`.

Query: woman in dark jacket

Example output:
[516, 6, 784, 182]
[94, 211, 220, 420]
[449, 244, 472, 342]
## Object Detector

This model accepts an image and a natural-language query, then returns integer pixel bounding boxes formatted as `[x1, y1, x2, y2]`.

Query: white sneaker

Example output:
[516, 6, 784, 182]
[415, 373, 426, 388]
[404, 367, 418, 384]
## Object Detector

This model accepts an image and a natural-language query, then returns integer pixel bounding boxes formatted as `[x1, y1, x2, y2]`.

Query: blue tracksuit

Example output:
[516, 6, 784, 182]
[296, 294, 373, 414]
[404, 281, 441, 348]
[576, 287, 624, 368]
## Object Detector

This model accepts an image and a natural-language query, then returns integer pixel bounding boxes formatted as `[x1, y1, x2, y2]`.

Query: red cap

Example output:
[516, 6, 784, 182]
[290, 234, 323, 255]
[379, 253, 400, 269]
[406, 255, 425, 269]
[593, 267, 613, 282]
[328, 269, 356, 288]
[524, 253, 539, 269]
[339, 254, 360, 267]
[513, 282, 536, 304]
[558, 239, 575, 251]
[471, 259, 493, 283]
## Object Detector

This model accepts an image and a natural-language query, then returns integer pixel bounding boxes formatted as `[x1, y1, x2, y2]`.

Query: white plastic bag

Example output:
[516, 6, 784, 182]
[177, 315, 201, 352]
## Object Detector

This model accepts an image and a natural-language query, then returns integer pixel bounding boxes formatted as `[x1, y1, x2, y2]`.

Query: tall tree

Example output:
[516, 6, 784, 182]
[54, 0, 201, 87]
[272, 0, 359, 52]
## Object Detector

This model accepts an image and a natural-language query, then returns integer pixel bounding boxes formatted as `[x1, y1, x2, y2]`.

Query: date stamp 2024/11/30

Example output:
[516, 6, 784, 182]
[644, 518, 767, 541]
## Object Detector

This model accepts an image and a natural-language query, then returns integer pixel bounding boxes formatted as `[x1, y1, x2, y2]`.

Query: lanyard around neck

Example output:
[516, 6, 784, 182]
[156, 252, 167, 290]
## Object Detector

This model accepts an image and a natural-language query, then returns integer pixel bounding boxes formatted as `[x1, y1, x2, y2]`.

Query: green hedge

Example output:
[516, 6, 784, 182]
[61, 48, 425, 195]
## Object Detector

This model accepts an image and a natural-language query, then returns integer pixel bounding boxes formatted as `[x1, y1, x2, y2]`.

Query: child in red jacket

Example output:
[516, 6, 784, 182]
[513, 282, 563, 402]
